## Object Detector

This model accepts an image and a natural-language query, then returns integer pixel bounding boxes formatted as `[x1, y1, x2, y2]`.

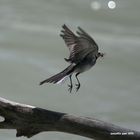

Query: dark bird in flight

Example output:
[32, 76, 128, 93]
[40, 24, 104, 92]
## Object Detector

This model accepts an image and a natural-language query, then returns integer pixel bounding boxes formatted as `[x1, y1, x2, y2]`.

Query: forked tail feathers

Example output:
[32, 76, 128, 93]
[39, 64, 74, 85]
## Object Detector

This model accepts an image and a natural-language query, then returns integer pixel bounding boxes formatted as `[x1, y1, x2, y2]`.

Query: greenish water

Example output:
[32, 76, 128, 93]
[0, 0, 140, 139]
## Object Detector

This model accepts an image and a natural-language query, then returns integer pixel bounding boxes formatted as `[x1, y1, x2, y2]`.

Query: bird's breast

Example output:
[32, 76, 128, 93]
[74, 59, 96, 73]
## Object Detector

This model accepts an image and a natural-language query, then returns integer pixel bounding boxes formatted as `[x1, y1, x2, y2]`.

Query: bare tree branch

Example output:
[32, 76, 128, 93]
[0, 97, 140, 140]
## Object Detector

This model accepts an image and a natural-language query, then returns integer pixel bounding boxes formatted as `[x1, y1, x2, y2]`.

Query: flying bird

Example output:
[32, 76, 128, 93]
[40, 24, 104, 92]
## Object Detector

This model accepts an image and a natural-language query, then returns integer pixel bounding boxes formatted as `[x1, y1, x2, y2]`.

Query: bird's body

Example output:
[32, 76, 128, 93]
[40, 24, 104, 92]
[74, 55, 97, 73]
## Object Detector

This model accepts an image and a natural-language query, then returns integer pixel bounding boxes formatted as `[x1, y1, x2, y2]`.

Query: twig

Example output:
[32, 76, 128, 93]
[0, 97, 140, 140]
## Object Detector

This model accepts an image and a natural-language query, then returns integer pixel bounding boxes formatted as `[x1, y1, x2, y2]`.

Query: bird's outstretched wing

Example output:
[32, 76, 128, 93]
[60, 24, 99, 64]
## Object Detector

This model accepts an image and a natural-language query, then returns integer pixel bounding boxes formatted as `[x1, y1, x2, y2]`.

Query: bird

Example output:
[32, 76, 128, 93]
[40, 24, 104, 93]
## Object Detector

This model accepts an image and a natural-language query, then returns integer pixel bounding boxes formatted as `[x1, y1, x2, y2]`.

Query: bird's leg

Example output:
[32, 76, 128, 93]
[75, 73, 80, 92]
[68, 75, 73, 93]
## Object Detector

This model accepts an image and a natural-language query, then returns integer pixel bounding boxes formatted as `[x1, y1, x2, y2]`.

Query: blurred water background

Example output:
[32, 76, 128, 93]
[0, 0, 140, 140]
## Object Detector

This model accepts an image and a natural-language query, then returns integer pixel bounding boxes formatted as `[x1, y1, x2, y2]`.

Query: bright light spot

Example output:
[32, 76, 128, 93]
[108, 1, 116, 9]
[0, 116, 5, 122]
[91, 1, 101, 11]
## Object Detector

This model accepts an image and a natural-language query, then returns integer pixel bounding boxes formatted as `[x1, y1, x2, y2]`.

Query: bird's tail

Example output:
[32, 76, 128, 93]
[39, 64, 74, 85]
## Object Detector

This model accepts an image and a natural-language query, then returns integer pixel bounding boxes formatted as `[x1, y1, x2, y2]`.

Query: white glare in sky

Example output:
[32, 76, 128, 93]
[108, 1, 116, 9]
[91, 1, 101, 11]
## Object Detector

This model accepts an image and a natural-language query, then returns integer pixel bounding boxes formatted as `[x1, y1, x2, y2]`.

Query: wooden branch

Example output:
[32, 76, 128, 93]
[0, 97, 140, 140]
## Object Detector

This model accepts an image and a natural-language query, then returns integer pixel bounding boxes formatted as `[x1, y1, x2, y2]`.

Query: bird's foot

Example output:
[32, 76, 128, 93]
[75, 84, 80, 92]
[68, 84, 73, 93]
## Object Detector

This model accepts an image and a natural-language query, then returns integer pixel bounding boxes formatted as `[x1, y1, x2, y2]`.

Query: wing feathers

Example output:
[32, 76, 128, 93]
[60, 25, 98, 64]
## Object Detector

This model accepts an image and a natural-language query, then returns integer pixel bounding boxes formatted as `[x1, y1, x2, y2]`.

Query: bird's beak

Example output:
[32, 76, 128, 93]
[100, 53, 105, 57]
[98, 52, 105, 58]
